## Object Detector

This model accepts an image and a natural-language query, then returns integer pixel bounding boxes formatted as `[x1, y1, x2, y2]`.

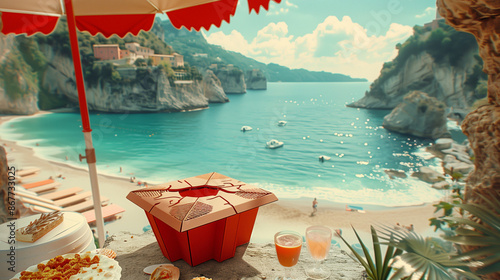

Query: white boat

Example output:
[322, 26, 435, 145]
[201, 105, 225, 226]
[278, 120, 287, 126]
[266, 139, 284, 149]
[319, 155, 331, 162]
[241, 126, 253, 132]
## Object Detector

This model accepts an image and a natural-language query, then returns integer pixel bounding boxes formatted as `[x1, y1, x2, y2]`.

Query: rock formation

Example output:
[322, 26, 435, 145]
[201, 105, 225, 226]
[382, 91, 450, 139]
[437, 0, 500, 201]
[39, 43, 226, 113]
[438, 1, 500, 279]
[202, 70, 229, 103]
[215, 68, 246, 94]
[245, 69, 267, 90]
[349, 50, 481, 110]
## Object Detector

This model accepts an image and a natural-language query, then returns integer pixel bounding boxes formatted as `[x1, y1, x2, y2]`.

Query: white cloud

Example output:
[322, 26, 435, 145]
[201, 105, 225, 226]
[267, 0, 297, 15]
[416, 7, 436, 18]
[205, 16, 414, 81]
[204, 30, 250, 55]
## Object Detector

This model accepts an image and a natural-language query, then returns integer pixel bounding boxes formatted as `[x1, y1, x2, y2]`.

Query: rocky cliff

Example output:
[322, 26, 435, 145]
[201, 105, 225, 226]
[9, 42, 228, 114]
[245, 69, 267, 90]
[203, 70, 229, 103]
[348, 24, 486, 111]
[0, 35, 39, 115]
[350, 50, 481, 110]
[215, 68, 246, 94]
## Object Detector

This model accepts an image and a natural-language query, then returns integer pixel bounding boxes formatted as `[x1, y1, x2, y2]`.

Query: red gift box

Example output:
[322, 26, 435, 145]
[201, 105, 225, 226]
[126, 172, 278, 266]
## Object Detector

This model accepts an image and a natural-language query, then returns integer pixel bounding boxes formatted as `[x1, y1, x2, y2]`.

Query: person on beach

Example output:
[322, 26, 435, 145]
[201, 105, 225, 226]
[311, 198, 318, 216]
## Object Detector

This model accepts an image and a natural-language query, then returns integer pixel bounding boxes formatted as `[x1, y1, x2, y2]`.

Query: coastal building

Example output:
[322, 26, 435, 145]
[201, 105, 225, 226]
[93, 44, 121, 60]
[93, 43, 184, 68]
[124, 42, 154, 59]
[151, 53, 184, 67]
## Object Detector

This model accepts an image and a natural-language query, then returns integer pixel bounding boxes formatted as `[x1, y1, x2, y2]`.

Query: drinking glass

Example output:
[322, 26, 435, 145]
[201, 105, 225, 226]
[305, 225, 332, 279]
[274, 230, 303, 280]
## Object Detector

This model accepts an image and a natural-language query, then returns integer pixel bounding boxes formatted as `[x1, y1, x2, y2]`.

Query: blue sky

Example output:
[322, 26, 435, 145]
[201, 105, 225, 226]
[199, 0, 437, 81]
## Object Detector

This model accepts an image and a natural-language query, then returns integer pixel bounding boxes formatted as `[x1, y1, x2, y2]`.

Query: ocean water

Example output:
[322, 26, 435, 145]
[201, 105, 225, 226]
[1, 82, 461, 207]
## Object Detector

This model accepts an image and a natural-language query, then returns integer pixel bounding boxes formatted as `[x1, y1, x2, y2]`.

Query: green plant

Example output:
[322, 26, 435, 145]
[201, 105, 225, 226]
[378, 225, 477, 280]
[337, 226, 402, 280]
[441, 192, 500, 276]
[378, 192, 500, 280]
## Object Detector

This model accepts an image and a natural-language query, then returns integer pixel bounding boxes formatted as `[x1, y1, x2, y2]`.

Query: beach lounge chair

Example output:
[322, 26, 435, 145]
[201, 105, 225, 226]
[64, 197, 109, 212]
[17, 167, 41, 177]
[28, 182, 61, 194]
[82, 204, 125, 224]
[21, 179, 61, 194]
[39, 187, 83, 200]
[22, 179, 55, 189]
[16, 190, 109, 213]
[53, 191, 92, 207]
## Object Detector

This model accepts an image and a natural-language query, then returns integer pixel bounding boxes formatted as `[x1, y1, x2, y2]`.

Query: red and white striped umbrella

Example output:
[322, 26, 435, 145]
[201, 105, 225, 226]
[0, 0, 281, 247]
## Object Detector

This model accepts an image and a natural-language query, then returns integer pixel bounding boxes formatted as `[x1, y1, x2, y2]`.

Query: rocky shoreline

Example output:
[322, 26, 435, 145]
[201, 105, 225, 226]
[386, 136, 474, 191]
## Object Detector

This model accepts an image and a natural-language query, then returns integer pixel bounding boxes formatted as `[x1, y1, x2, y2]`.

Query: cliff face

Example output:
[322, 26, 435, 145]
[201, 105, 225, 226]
[349, 50, 479, 110]
[245, 69, 267, 90]
[215, 68, 246, 94]
[203, 70, 229, 103]
[39, 44, 225, 113]
[0, 35, 39, 115]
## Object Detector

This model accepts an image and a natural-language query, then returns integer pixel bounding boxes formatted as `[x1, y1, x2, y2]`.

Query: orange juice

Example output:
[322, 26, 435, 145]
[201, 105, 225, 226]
[275, 233, 302, 267]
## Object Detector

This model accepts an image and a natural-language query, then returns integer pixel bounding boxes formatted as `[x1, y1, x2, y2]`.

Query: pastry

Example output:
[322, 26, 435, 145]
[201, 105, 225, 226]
[15, 211, 64, 243]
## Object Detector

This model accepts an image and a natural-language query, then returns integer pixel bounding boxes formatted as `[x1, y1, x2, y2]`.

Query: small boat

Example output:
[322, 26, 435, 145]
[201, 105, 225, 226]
[241, 126, 253, 132]
[278, 120, 287, 126]
[266, 139, 284, 149]
[319, 155, 331, 162]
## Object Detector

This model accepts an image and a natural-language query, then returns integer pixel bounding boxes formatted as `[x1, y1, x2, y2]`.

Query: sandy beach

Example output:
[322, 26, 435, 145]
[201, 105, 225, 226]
[1, 113, 441, 247]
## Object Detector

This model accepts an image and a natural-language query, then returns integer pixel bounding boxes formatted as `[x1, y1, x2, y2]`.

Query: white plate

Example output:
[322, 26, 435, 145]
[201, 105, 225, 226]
[11, 251, 121, 280]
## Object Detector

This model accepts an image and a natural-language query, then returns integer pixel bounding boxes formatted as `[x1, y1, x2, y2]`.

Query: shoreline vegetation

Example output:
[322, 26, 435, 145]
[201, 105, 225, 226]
[1, 112, 441, 246]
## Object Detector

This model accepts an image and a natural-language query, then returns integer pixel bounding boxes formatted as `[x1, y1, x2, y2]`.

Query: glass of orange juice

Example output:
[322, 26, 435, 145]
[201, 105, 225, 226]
[274, 230, 302, 280]
[305, 225, 332, 279]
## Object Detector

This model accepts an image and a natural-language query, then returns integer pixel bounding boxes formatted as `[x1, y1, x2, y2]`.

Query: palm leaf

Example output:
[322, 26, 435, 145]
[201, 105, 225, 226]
[458, 203, 500, 232]
[389, 253, 455, 280]
[475, 259, 500, 275]
[378, 226, 470, 279]
[451, 245, 500, 262]
[442, 216, 499, 238]
[439, 194, 500, 279]
[476, 191, 500, 212]
[449, 268, 482, 280]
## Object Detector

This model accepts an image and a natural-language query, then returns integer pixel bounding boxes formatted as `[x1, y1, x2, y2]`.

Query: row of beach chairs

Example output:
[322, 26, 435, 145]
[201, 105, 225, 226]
[15, 167, 125, 224]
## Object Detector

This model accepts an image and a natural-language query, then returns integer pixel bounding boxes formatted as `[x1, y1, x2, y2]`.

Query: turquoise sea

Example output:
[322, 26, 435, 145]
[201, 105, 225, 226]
[1, 82, 462, 207]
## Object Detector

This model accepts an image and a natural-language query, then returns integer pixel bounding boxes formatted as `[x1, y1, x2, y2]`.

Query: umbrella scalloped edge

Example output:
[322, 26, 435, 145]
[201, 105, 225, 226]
[1, 12, 60, 36]
[1, 0, 282, 36]
[248, 0, 282, 14]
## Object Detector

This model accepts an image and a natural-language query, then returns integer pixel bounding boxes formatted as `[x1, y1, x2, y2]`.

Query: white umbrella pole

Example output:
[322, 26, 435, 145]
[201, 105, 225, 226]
[64, 0, 105, 248]
[82, 132, 105, 248]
